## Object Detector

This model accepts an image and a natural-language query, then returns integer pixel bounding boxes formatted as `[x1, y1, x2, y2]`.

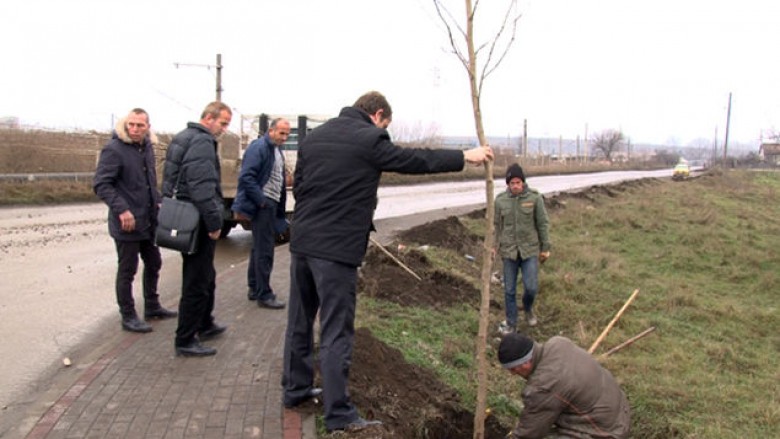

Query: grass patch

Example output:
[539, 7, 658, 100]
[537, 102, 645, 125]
[0, 180, 98, 205]
[356, 169, 780, 438]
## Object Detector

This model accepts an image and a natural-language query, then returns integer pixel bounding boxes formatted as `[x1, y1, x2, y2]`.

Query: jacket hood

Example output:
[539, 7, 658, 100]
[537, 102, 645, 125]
[114, 117, 159, 145]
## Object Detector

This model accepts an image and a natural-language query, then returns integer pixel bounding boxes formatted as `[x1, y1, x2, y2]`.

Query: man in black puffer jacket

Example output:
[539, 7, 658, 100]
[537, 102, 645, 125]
[94, 108, 177, 334]
[282, 91, 494, 432]
[162, 101, 232, 357]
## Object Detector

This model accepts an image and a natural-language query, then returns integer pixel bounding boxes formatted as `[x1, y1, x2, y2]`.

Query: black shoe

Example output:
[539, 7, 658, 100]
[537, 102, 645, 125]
[284, 387, 323, 408]
[121, 316, 152, 333]
[247, 288, 257, 301]
[257, 297, 286, 309]
[198, 323, 227, 340]
[328, 417, 383, 433]
[175, 341, 217, 357]
[144, 306, 178, 320]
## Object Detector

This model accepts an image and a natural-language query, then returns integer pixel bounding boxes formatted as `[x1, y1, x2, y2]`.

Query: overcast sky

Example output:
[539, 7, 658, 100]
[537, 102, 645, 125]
[1, 0, 777, 146]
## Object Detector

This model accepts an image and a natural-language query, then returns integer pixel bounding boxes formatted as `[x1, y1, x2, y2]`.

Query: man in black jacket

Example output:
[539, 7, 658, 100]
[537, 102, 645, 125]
[162, 102, 232, 357]
[282, 91, 493, 432]
[94, 108, 177, 333]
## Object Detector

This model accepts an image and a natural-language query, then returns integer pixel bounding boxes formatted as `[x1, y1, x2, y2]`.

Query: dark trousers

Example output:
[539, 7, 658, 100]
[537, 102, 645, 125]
[114, 239, 162, 318]
[175, 224, 216, 347]
[283, 254, 359, 430]
[248, 200, 277, 301]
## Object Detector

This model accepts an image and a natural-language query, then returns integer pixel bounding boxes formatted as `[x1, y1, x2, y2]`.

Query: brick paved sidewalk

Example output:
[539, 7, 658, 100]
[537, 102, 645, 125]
[19, 206, 482, 439]
[23, 247, 315, 439]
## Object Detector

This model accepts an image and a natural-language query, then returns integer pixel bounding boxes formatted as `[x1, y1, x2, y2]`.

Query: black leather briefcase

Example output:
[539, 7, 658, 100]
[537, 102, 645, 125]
[155, 197, 200, 254]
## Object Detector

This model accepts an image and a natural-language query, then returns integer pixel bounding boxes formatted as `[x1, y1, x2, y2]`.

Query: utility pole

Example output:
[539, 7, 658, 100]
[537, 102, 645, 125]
[522, 119, 528, 158]
[712, 126, 718, 165]
[627, 138, 631, 162]
[584, 123, 589, 164]
[723, 92, 732, 168]
[173, 53, 224, 102]
[576, 135, 580, 165]
[216, 54, 223, 102]
[558, 135, 562, 164]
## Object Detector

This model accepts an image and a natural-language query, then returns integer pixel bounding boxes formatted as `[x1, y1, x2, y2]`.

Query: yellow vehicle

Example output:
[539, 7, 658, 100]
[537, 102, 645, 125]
[672, 162, 690, 181]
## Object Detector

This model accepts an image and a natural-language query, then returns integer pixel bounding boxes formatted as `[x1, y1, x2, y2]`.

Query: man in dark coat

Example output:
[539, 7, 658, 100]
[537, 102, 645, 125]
[282, 91, 493, 432]
[232, 117, 290, 310]
[94, 108, 177, 333]
[499, 333, 631, 438]
[162, 101, 232, 357]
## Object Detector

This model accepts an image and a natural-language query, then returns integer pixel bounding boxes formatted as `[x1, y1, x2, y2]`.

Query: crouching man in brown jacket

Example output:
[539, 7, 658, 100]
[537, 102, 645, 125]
[499, 333, 631, 439]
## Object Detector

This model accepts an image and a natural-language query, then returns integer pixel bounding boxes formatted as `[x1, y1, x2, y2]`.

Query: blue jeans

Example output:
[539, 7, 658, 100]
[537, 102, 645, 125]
[502, 255, 539, 327]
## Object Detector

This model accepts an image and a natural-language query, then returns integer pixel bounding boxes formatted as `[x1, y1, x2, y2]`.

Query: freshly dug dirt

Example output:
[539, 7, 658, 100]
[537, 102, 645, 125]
[341, 215, 506, 438]
[344, 328, 506, 439]
[397, 215, 482, 255]
[358, 247, 479, 308]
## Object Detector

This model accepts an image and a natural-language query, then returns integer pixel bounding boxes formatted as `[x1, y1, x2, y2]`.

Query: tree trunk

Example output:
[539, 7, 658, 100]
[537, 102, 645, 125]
[464, 1, 496, 438]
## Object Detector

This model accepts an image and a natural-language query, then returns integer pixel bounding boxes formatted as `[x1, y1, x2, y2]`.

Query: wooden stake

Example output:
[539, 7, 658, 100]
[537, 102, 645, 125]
[600, 326, 656, 359]
[588, 289, 640, 354]
[369, 236, 422, 281]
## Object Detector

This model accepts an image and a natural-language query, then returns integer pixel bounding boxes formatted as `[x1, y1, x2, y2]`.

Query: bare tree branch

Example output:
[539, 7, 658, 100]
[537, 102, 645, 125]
[481, 2, 522, 80]
[433, 0, 469, 71]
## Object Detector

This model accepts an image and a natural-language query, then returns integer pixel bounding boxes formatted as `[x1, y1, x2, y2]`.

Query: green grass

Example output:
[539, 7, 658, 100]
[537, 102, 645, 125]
[0, 180, 97, 205]
[356, 169, 780, 438]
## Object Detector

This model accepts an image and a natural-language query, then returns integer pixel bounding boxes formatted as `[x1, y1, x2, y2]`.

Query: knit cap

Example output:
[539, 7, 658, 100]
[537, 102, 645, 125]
[498, 333, 534, 369]
[505, 163, 526, 184]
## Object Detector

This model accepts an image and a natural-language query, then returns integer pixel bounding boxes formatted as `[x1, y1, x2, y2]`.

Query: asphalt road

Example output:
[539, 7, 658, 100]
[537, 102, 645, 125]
[0, 168, 672, 428]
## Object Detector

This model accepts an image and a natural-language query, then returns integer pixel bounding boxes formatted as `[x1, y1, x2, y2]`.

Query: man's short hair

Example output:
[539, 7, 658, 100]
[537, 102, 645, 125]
[129, 108, 149, 124]
[201, 101, 232, 120]
[353, 91, 393, 120]
[269, 117, 288, 130]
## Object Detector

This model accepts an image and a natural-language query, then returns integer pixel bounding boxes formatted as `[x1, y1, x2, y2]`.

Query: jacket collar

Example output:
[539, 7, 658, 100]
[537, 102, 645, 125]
[506, 185, 529, 198]
[339, 106, 373, 125]
[113, 117, 158, 146]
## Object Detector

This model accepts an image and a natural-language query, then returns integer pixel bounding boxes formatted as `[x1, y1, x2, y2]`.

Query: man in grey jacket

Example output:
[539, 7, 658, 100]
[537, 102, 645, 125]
[499, 333, 631, 439]
[94, 108, 177, 333]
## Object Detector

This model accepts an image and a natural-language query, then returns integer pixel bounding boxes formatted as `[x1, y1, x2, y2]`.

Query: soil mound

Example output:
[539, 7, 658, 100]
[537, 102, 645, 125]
[359, 246, 479, 308]
[556, 178, 661, 204]
[397, 216, 482, 255]
[348, 327, 506, 439]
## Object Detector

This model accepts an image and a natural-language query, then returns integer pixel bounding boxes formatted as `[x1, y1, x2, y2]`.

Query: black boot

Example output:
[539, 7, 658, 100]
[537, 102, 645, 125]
[175, 340, 217, 357]
[121, 315, 152, 333]
[198, 323, 228, 341]
[144, 305, 178, 319]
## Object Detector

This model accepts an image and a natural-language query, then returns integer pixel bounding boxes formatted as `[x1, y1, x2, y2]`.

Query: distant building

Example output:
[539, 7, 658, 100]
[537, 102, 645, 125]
[0, 116, 20, 129]
[759, 142, 780, 165]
